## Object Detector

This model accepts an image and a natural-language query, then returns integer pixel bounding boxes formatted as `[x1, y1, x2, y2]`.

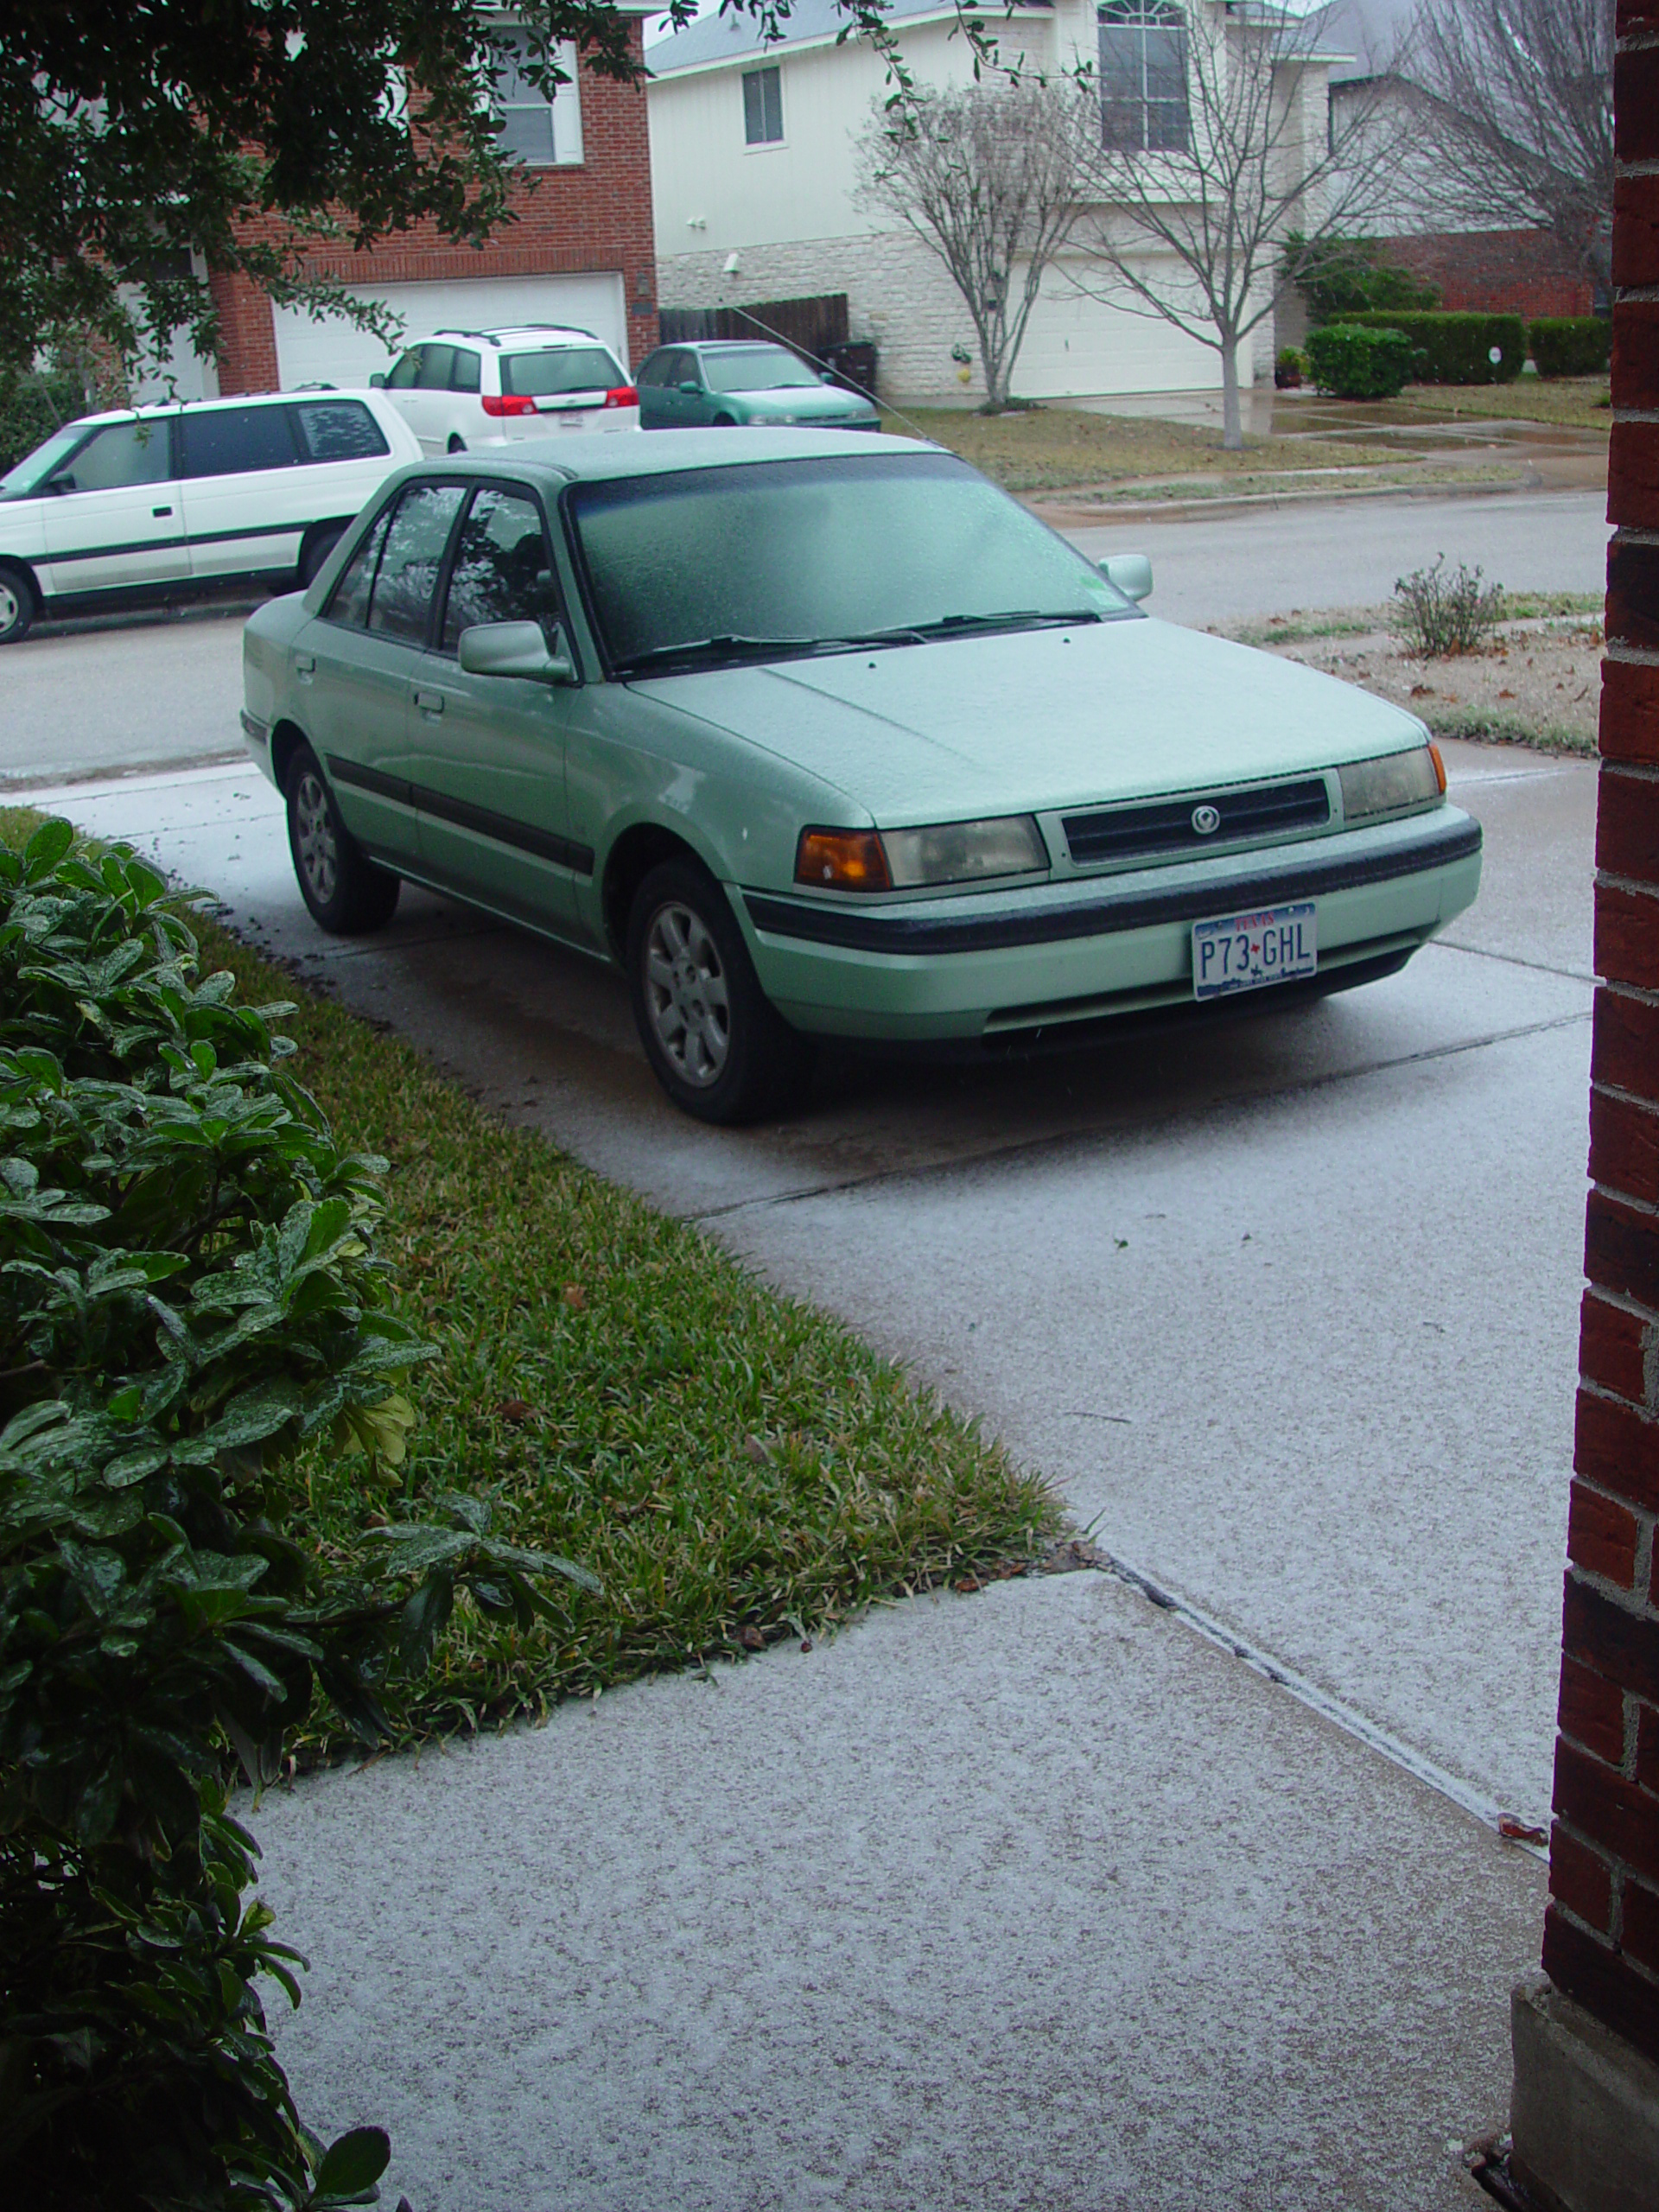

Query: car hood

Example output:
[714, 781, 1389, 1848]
[738, 387, 874, 419]
[630, 616, 1429, 823]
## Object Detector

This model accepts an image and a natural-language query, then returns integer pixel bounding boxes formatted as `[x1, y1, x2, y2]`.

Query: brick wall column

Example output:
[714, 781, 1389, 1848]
[1508, 7, 1659, 2203]
[208, 269, 280, 395]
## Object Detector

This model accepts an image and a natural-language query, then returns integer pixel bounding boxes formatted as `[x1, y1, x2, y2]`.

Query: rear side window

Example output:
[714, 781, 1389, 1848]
[325, 504, 394, 628]
[181, 404, 297, 479]
[367, 481, 465, 644]
[449, 348, 482, 394]
[500, 346, 624, 397]
[293, 399, 391, 462]
[55, 419, 175, 493]
[440, 486, 558, 652]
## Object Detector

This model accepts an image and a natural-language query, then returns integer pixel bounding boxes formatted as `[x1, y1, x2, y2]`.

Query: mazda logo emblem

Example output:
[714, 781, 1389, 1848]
[1192, 804, 1221, 836]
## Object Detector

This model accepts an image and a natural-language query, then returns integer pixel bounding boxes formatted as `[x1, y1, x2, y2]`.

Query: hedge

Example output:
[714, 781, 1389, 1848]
[1305, 322, 1415, 401]
[1529, 316, 1611, 378]
[1343, 310, 1526, 385]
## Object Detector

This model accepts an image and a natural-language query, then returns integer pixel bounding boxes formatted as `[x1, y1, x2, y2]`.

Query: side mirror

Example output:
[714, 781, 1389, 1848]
[369, 372, 386, 388]
[678, 380, 701, 396]
[458, 620, 576, 685]
[819, 371, 834, 384]
[1101, 553, 1153, 603]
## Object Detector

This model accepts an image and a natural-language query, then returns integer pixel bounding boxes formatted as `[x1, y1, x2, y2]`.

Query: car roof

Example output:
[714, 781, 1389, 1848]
[50, 388, 392, 431]
[387, 428, 931, 488]
[418, 326, 607, 348]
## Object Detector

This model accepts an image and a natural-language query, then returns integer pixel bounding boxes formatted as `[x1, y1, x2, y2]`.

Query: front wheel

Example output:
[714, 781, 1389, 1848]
[626, 859, 812, 1123]
[285, 744, 401, 934]
[0, 564, 35, 645]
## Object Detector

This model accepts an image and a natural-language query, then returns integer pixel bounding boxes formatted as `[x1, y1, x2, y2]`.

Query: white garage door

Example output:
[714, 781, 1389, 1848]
[272, 273, 632, 389]
[1014, 259, 1220, 398]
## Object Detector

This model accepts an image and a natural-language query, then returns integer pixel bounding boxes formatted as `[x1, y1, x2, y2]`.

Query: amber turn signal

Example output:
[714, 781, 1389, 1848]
[1428, 741, 1447, 795]
[795, 828, 892, 891]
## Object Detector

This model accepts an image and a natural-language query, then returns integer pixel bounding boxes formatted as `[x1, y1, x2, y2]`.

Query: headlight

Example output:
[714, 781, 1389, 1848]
[795, 816, 1047, 891]
[1338, 743, 1446, 823]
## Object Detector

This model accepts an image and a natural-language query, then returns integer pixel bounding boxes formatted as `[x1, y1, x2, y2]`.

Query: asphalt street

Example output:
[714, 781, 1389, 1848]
[1, 486, 1603, 2207]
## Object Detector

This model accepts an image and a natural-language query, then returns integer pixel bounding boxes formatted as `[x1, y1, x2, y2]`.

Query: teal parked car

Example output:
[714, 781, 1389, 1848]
[241, 430, 1480, 1122]
[635, 341, 880, 430]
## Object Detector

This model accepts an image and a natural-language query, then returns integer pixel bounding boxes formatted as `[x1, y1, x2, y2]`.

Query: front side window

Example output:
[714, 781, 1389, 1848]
[440, 486, 559, 652]
[1099, 1, 1189, 154]
[414, 344, 456, 391]
[181, 404, 298, 479]
[493, 31, 585, 167]
[293, 399, 391, 462]
[743, 65, 784, 146]
[366, 481, 466, 645]
[385, 348, 423, 391]
[702, 346, 818, 395]
[325, 503, 395, 628]
[500, 345, 626, 397]
[48, 419, 175, 493]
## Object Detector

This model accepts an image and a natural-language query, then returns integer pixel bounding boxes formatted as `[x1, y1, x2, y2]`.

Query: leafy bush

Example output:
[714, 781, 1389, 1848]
[1274, 346, 1308, 388]
[0, 365, 86, 476]
[0, 823, 592, 2209]
[1343, 310, 1526, 385]
[1392, 556, 1506, 658]
[1529, 316, 1612, 378]
[1287, 233, 1440, 324]
[1305, 322, 1414, 401]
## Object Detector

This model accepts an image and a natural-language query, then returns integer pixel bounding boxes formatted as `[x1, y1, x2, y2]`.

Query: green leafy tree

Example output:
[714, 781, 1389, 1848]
[1, 0, 991, 390]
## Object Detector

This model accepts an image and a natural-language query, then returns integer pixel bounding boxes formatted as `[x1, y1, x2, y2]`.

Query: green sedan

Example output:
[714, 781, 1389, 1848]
[635, 341, 880, 430]
[241, 430, 1481, 1122]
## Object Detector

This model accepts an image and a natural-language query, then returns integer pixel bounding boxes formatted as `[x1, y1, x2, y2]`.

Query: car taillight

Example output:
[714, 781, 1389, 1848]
[603, 386, 639, 410]
[481, 392, 537, 416]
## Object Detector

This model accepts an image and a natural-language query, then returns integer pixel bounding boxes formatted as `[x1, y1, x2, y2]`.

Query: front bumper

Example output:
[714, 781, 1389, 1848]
[738, 807, 1482, 1040]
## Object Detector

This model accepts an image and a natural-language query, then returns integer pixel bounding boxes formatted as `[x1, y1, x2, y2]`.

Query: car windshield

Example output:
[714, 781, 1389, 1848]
[701, 346, 820, 394]
[501, 346, 626, 397]
[0, 422, 90, 499]
[570, 451, 1135, 674]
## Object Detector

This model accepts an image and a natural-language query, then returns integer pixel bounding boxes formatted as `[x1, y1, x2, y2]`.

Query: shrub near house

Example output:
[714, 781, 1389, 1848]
[1344, 310, 1527, 385]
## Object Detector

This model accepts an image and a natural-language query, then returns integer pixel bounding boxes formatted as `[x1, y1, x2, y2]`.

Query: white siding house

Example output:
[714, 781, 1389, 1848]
[646, 0, 1337, 403]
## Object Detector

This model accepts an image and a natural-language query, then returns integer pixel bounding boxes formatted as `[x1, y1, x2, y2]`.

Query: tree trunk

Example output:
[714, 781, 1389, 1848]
[1220, 337, 1243, 451]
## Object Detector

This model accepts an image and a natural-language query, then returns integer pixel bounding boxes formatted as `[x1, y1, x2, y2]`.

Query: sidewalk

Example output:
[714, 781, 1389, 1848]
[253, 1567, 1535, 2210]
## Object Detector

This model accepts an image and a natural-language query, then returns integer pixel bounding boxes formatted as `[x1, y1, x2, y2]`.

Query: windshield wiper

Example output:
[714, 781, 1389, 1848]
[614, 632, 830, 676]
[849, 609, 1105, 645]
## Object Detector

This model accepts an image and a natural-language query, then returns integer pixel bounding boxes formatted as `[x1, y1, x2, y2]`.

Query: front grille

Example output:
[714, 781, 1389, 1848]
[1063, 777, 1331, 867]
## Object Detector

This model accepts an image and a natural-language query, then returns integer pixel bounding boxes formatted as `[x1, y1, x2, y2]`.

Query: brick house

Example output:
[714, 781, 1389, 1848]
[1504, 7, 1659, 2204]
[199, 13, 659, 398]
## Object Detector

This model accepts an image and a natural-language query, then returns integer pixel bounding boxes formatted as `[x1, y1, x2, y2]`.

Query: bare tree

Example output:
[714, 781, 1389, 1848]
[1400, 0, 1614, 288]
[855, 79, 1088, 413]
[1071, 2, 1396, 449]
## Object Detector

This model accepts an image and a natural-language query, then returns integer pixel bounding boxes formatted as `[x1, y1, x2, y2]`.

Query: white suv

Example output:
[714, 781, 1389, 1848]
[374, 326, 640, 450]
[0, 387, 420, 645]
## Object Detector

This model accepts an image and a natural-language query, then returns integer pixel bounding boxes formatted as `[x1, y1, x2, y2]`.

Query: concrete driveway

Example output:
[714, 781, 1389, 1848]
[5, 488, 1602, 2207]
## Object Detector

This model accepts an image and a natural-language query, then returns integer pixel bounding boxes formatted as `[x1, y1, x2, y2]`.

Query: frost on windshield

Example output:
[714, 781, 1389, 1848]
[572, 454, 1123, 667]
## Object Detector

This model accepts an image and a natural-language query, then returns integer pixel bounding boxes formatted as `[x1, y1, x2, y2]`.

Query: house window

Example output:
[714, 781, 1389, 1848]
[743, 65, 784, 147]
[493, 29, 585, 167]
[1098, 1, 1189, 154]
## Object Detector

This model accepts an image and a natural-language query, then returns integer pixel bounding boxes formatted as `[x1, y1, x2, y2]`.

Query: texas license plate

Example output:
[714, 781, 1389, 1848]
[1192, 901, 1317, 1000]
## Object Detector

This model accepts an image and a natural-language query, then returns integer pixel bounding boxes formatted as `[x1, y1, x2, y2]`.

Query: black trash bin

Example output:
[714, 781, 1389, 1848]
[824, 340, 879, 400]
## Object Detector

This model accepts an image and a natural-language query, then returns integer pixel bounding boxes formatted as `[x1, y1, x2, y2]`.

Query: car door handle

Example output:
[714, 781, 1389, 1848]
[152, 504, 173, 518]
[414, 689, 445, 716]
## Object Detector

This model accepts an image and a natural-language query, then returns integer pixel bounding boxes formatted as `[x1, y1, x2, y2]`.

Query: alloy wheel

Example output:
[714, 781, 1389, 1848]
[293, 771, 339, 906]
[644, 901, 731, 1087]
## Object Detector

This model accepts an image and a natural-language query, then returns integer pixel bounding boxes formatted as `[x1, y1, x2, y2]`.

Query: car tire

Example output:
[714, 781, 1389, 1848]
[0, 563, 35, 645]
[448, 435, 467, 454]
[297, 525, 344, 589]
[626, 858, 812, 1124]
[712, 414, 736, 428]
[285, 744, 401, 934]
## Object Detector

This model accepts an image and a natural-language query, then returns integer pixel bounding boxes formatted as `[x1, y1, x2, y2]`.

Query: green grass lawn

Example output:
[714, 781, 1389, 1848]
[0, 806, 1060, 1743]
[1392, 376, 1611, 430]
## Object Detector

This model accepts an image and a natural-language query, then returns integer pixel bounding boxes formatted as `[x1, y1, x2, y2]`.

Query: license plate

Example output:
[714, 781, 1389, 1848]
[1192, 901, 1317, 1001]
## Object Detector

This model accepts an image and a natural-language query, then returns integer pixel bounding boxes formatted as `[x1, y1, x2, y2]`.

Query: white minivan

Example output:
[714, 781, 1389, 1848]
[0, 388, 421, 643]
